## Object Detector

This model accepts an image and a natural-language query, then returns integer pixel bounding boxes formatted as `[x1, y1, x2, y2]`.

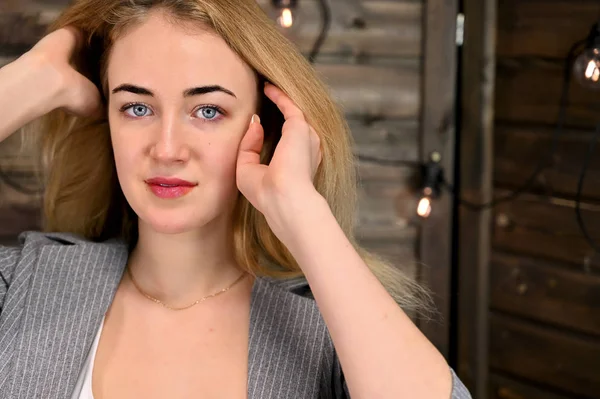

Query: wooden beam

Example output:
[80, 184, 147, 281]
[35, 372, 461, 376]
[418, 0, 458, 359]
[457, 0, 496, 397]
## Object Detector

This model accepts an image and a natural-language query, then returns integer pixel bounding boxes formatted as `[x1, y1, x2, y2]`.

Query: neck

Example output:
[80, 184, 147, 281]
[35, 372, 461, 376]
[126, 216, 245, 306]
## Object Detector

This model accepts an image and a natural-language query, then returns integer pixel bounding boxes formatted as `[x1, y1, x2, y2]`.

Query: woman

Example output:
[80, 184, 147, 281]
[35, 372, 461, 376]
[0, 0, 471, 398]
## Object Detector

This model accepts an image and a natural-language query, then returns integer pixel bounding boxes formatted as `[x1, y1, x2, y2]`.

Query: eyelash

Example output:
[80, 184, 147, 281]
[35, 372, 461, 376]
[119, 102, 226, 121]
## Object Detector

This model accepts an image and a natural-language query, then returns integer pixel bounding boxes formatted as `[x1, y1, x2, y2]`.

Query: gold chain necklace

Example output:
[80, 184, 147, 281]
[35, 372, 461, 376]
[126, 266, 247, 311]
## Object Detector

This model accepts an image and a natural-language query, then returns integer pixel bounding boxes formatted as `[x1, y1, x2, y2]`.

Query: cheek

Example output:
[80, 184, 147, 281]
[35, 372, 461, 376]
[109, 129, 141, 184]
[205, 138, 240, 179]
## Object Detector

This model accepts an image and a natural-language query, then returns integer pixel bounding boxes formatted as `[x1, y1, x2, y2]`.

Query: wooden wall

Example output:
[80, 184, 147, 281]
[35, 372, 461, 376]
[0, 0, 425, 291]
[490, 0, 600, 397]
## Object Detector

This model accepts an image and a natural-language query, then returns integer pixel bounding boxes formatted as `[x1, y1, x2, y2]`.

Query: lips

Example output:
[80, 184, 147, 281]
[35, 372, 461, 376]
[145, 177, 196, 186]
[145, 177, 197, 199]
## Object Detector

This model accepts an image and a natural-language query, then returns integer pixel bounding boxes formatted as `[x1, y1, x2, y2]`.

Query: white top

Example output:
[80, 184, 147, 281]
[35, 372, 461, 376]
[71, 315, 105, 399]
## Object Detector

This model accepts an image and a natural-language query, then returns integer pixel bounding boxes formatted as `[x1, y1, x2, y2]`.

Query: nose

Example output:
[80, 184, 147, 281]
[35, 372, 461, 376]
[149, 114, 191, 164]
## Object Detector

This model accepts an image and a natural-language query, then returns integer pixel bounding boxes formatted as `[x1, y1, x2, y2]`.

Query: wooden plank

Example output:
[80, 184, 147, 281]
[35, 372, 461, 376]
[349, 118, 419, 163]
[492, 190, 600, 272]
[457, 0, 496, 396]
[316, 62, 420, 119]
[491, 251, 600, 337]
[497, 0, 600, 59]
[2, 0, 423, 58]
[417, 0, 458, 359]
[356, 162, 418, 241]
[495, 58, 600, 129]
[489, 373, 579, 399]
[494, 124, 600, 200]
[490, 313, 600, 397]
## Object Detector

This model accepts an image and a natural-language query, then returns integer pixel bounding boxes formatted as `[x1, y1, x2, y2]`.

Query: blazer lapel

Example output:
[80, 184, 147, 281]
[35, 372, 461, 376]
[247, 277, 327, 399]
[0, 233, 128, 398]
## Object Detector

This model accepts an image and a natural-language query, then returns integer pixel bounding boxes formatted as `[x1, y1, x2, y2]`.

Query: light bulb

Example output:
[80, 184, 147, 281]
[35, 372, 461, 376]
[417, 196, 432, 218]
[277, 8, 295, 28]
[269, 0, 299, 31]
[574, 47, 600, 89]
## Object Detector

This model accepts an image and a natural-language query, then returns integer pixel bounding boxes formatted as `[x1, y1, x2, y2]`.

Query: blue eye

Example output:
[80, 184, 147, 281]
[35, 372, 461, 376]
[196, 106, 223, 120]
[123, 104, 152, 117]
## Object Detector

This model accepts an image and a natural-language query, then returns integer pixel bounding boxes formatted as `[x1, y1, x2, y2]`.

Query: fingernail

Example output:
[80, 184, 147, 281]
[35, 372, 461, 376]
[251, 114, 261, 125]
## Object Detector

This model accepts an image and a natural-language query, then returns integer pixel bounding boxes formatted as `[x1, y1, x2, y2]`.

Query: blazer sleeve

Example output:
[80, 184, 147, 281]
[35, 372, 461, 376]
[0, 245, 21, 311]
[330, 348, 350, 398]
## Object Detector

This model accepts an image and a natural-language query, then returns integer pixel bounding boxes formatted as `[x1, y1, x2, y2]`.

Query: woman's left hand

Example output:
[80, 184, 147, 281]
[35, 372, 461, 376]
[236, 82, 323, 236]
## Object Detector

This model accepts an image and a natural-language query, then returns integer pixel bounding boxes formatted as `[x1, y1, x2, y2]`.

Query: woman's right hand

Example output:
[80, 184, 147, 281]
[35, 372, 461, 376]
[23, 27, 103, 118]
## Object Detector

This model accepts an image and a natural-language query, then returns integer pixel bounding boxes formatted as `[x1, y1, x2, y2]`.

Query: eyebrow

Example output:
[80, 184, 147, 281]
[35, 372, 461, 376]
[111, 84, 237, 98]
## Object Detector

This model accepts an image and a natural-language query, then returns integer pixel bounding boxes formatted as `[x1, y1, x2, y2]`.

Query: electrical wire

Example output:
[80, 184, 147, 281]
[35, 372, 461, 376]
[308, 0, 331, 64]
[575, 120, 600, 252]
[444, 39, 586, 211]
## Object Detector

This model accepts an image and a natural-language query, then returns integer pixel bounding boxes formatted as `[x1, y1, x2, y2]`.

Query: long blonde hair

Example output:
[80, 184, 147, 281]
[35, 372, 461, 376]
[27, 0, 431, 314]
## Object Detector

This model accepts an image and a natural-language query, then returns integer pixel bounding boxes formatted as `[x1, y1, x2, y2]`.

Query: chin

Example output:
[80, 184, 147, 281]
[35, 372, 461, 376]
[136, 205, 218, 236]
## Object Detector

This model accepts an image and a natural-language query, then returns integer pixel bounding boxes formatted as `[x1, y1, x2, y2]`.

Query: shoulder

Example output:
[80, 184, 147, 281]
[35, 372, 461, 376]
[0, 232, 74, 284]
[0, 230, 126, 287]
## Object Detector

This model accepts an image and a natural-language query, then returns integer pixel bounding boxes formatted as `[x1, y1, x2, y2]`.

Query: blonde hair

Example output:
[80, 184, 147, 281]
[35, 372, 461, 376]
[27, 0, 431, 314]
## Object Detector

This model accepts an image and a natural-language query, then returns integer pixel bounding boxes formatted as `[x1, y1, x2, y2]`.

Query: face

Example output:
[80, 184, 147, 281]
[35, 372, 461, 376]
[107, 11, 259, 235]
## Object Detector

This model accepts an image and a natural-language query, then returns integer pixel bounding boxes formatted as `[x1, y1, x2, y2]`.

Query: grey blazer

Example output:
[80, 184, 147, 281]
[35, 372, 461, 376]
[0, 231, 471, 398]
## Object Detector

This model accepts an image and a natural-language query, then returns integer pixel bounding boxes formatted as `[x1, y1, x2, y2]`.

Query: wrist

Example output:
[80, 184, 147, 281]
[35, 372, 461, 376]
[18, 52, 67, 115]
[271, 191, 331, 249]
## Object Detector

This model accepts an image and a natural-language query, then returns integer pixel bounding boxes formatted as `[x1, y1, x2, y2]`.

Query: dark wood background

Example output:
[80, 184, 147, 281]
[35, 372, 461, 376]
[487, 0, 600, 398]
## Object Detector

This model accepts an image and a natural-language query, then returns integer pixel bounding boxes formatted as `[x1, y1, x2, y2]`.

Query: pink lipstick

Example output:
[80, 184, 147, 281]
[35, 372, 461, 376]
[145, 177, 196, 199]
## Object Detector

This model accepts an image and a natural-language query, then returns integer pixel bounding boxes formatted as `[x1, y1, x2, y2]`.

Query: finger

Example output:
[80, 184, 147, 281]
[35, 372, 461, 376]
[237, 115, 267, 199]
[237, 114, 264, 167]
[309, 126, 322, 173]
[264, 83, 305, 122]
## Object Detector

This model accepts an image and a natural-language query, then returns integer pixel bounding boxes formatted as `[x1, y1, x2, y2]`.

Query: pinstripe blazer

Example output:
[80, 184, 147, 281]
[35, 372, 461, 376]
[0, 231, 471, 398]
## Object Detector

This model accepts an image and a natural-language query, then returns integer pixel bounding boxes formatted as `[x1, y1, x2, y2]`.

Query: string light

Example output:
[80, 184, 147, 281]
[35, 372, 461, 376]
[271, 0, 298, 29]
[573, 22, 600, 89]
[417, 193, 433, 218]
[417, 153, 444, 219]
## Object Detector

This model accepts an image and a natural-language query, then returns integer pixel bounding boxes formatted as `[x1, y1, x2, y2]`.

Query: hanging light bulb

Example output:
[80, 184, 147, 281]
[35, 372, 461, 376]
[417, 153, 444, 219]
[270, 0, 298, 29]
[417, 189, 433, 218]
[574, 22, 600, 89]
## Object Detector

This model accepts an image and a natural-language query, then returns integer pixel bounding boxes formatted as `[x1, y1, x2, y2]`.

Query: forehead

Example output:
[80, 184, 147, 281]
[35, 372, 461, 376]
[107, 11, 257, 98]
